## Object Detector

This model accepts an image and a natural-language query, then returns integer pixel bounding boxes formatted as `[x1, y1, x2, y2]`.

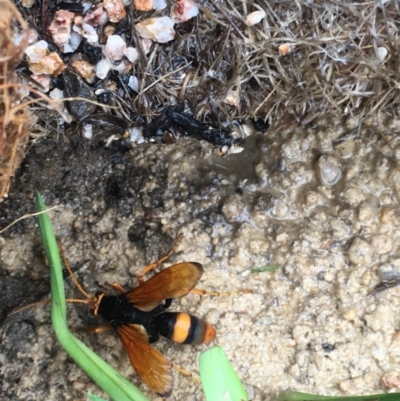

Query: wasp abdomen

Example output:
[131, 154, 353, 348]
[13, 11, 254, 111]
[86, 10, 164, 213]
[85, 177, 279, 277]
[154, 312, 216, 345]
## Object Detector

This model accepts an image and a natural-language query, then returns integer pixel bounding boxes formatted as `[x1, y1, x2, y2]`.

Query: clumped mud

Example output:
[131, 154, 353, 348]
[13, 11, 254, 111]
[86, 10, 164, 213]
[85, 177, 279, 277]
[1, 113, 400, 400]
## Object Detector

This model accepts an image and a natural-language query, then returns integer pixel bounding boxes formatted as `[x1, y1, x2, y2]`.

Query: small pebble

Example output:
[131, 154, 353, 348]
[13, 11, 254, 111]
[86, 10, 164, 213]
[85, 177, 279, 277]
[136, 17, 175, 43]
[342, 308, 356, 321]
[105, 35, 126, 60]
[372, 234, 393, 255]
[171, 0, 199, 23]
[123, 47, 139, 63]
[96, 59, 112, 79]
[317, 155, 342, 185]
[348, 238, 373, 265]
[381, 370, 400, 389]
[370, 345, 386, 361]
[245, 10, 266, 26]
[103, 0, 126, 23]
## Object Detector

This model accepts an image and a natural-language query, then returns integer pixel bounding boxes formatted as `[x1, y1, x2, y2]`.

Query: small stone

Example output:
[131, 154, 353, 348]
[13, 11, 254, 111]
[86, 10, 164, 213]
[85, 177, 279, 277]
[224, 89, 240, 108]
[378, 260, 400, 281]
[245, 10, 266, 26]
[96, 59, 112, 79]
[22, 0, 35, 7]
[25, 40, 66, 75]
[348, 238, 373, 265]
[128, 75, 139, 91]
[72, 60, 96, 84]
[342, 308, 356, 321]
[82, 123, 93, 139]
[136, 17, 175, 43]
[30, 74, 52, 93]
[103, 0, 126, 23]
[382, 370, 400, 389]
[342, 186, 365, 206]
[377, 47, 388, 62]
[123, 47, 139, 63]
[305, 190, 318, 206]
[104, 35, 126, 61]
[358, 202, 375, 222]
[372, 234, 393, 255]
[370, 345, 386, 361]
[48, 10, 75, 45]
[317, 155, 342, 185]
[171, 0, 199, 23]
[134, 0, 153, 11]
[381, 207, 400, 226]
[222, 195, 245, 223]
[153, 0, 167, 9]
[83, 4, 109, 26]
[361, 270, 372, 286]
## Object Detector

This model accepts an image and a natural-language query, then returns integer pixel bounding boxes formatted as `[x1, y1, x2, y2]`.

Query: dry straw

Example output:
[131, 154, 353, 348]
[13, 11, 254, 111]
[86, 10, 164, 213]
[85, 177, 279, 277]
[131, 0, 400, 124]
[0, 0, 35, 202]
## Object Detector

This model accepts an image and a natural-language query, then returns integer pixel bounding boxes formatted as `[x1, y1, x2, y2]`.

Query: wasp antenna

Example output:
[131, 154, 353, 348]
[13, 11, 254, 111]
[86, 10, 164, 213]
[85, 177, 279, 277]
[58, 239, 91, 300]
[8, 299, 51, 316]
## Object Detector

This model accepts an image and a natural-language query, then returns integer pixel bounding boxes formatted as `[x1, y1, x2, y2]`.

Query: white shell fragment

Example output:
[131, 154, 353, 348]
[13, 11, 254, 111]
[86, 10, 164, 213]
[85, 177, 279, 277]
[377, 46, 388, 62]
[82, 123, 93, 140]
[136, 17, 175, 43]
[123, 47, 139, 63]
[128, 75, 139, 91]
[25, 40, 66, 75]
[129, 127, 145, 143]
[245, 10, 266, 26]
[96, 59, 112, 79]
[103, 0, 127, 23]
[48, 10, 75, 45]
[105, 35, 127, 61]
[317, 155, 342, 185]
[171, 0, 199, 23]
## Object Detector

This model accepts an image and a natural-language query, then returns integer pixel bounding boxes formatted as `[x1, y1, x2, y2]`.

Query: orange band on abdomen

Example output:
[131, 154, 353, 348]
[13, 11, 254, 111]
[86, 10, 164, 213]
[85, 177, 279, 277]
[171, 313, 191, 343]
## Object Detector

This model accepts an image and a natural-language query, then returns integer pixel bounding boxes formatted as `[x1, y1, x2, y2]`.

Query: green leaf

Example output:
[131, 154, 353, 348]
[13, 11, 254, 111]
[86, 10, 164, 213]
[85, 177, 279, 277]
[200, 346, 248, 401]
[87, 392, 109, 401]
[251, 265, 281, 274]
[36, 192, 149, 401]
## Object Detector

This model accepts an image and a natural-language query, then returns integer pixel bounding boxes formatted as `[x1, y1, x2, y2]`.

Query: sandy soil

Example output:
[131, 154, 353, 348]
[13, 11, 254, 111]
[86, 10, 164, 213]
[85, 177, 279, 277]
[1, 114, 400, 400]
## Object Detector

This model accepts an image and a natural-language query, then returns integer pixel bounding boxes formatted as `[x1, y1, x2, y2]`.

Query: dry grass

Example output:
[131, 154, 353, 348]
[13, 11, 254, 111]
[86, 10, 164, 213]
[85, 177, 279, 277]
[0, 0, 35, 202]
[3, 0, 400, 198]
[128, 0, 400, 124]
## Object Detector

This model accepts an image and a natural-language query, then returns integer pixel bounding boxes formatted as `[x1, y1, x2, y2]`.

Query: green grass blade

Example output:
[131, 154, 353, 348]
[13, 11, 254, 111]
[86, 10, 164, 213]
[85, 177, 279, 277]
[276, 390, 400, 401]
[87, 392, 109, 401]
[36, 192, 149, 401]
[200, 346, 248, 401]
[251, 265, 281, 274]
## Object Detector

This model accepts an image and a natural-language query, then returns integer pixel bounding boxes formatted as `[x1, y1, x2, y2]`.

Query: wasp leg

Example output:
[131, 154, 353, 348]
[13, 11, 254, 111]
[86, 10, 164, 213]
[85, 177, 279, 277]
[136, 233, 184, 283]
[173, 364, 201, 383]
[104, 282, 126, 294]
[77, 325, 112, 333]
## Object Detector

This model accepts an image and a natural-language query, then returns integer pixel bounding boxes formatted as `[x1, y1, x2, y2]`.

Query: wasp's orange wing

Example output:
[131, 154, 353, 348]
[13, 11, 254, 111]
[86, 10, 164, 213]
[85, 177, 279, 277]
[116, 324, 173, 397]
[124, 262, 203, 311]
